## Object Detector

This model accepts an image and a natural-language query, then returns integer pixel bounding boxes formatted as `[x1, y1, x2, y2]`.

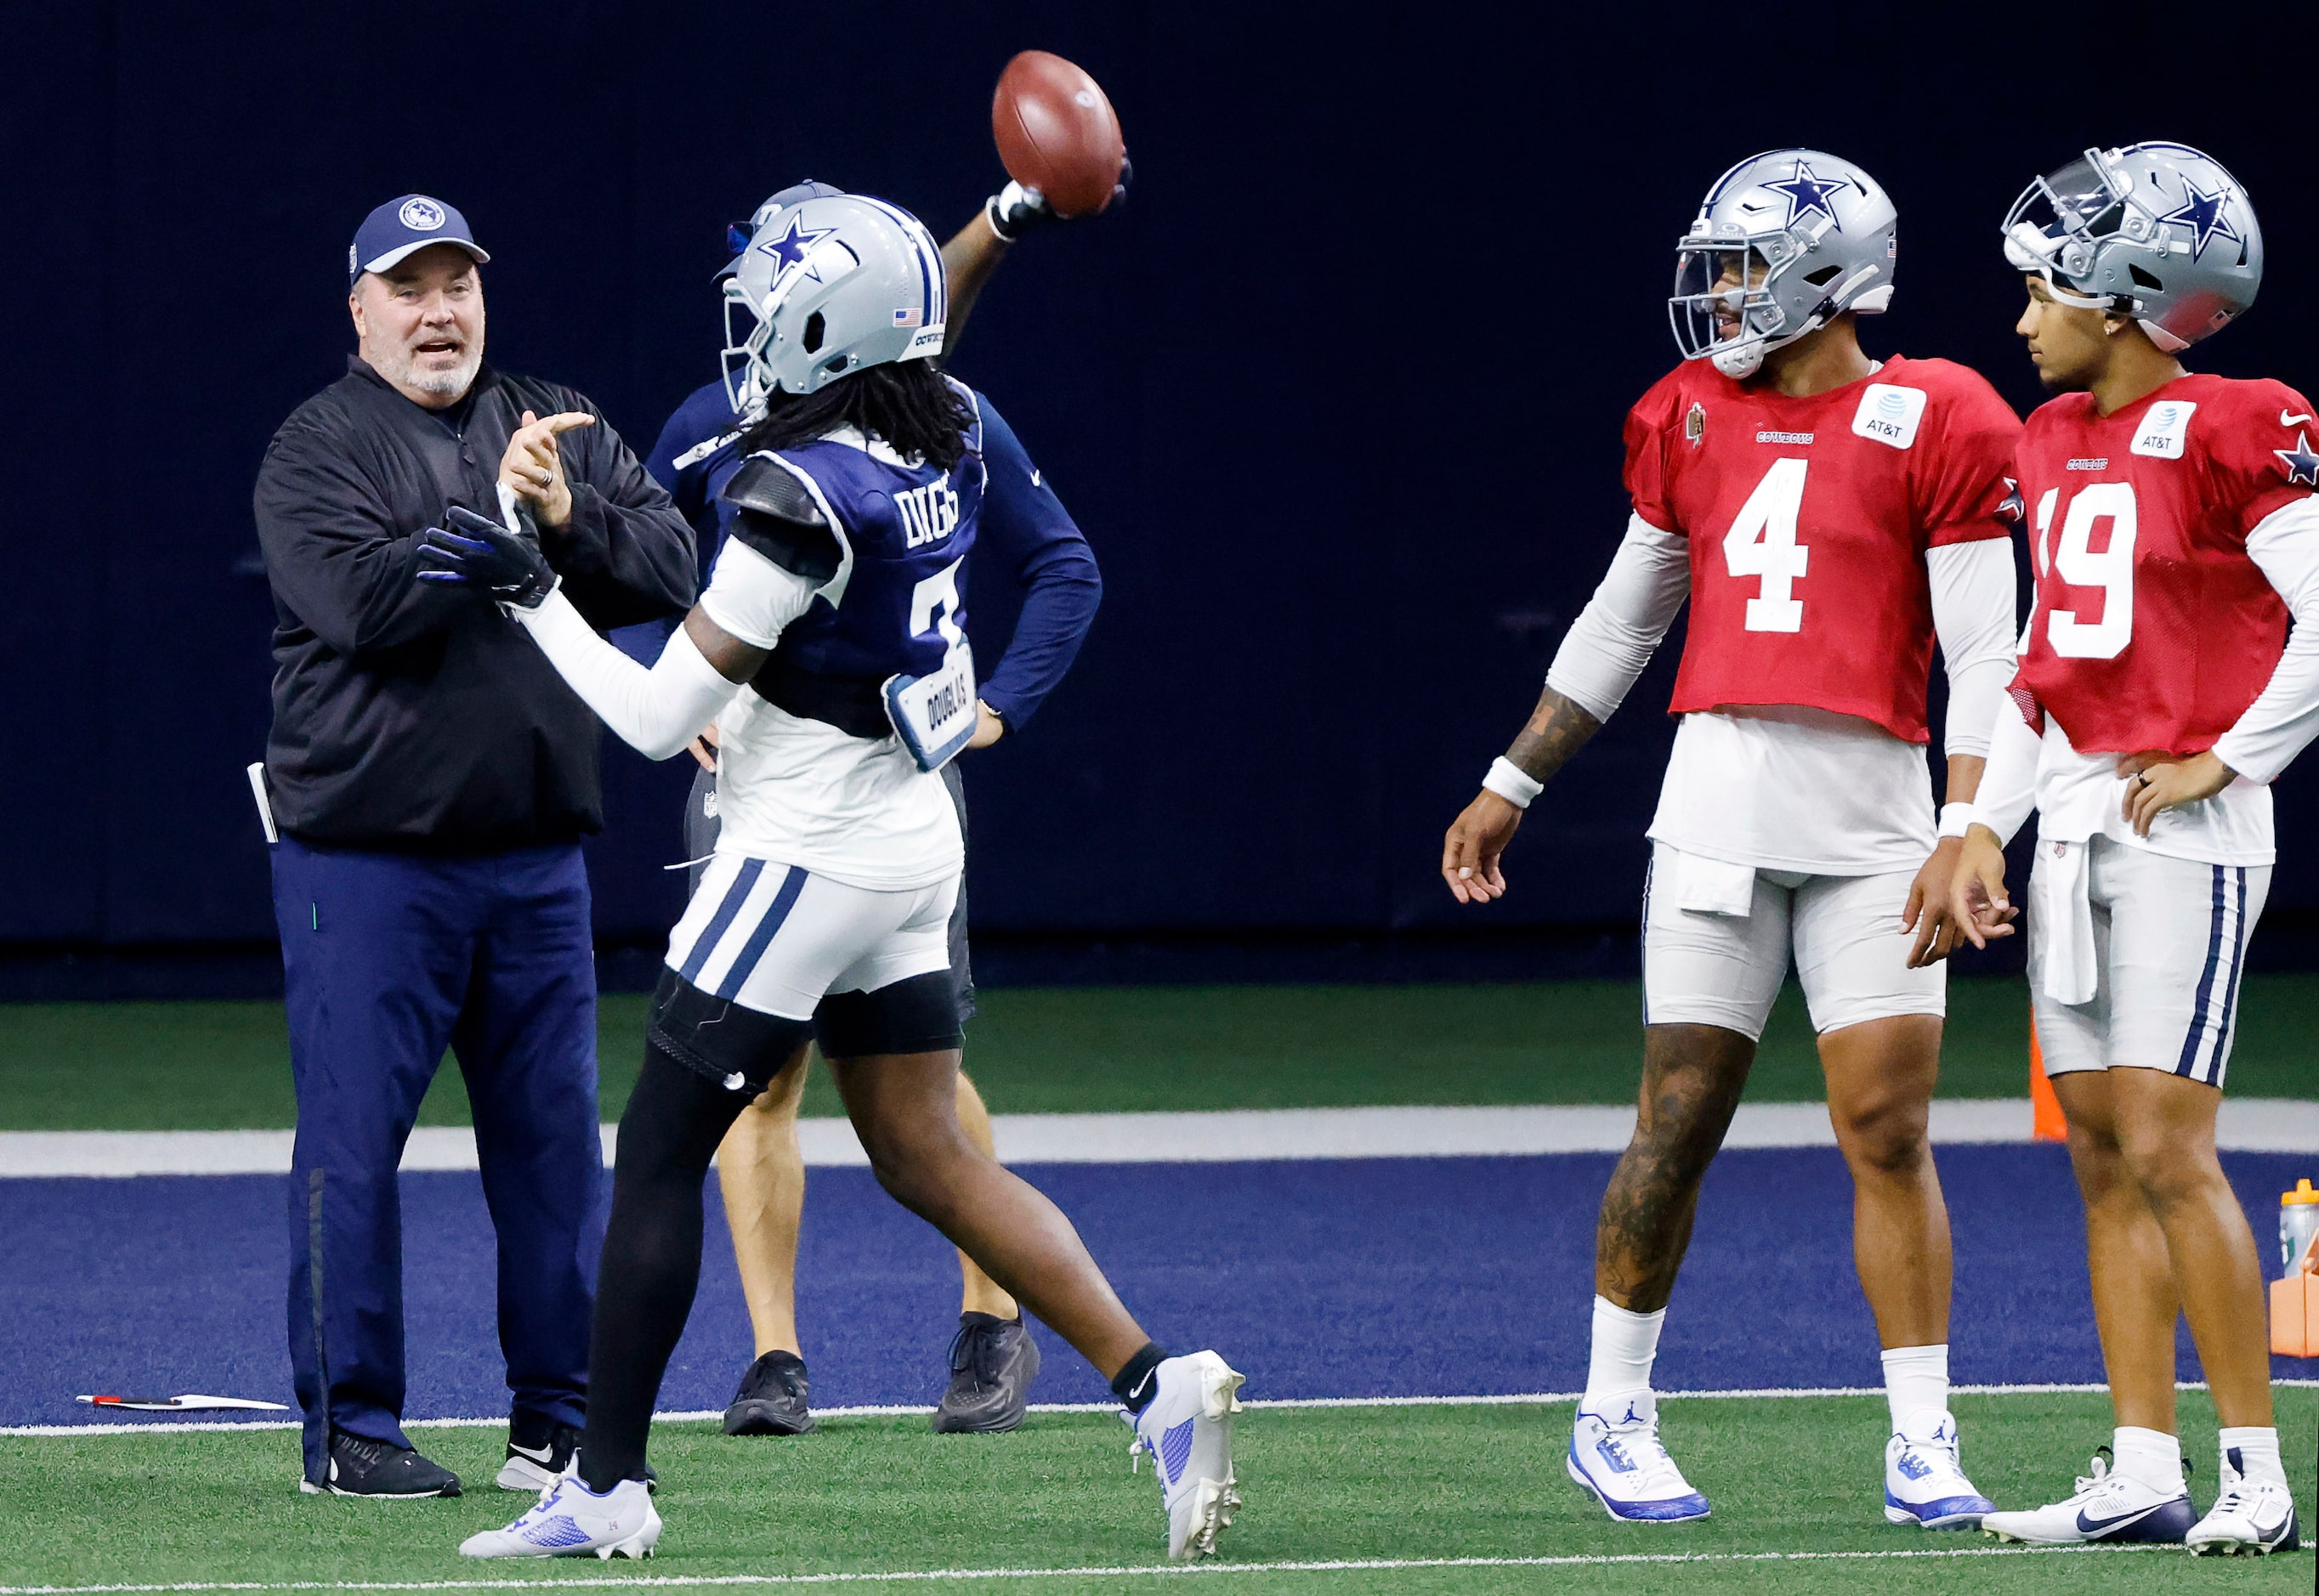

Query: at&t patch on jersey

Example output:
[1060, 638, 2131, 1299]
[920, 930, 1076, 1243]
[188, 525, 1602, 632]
[1851, 383, 1927, 450]
[2130, 400, 2197, 459]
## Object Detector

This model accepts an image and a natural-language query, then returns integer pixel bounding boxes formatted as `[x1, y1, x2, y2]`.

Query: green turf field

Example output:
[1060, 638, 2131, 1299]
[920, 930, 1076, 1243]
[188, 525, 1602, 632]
[3, 1391, 2307, 1592]
[3, 975, 2315, 1131]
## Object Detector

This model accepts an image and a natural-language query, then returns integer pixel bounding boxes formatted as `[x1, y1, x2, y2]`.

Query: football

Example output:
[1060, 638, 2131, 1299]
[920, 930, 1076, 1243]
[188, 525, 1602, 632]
[991, 50, 1125, 218]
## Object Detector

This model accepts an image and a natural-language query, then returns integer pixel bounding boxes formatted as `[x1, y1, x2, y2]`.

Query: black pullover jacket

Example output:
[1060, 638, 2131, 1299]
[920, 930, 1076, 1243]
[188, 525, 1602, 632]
[254, 357, 698, 852]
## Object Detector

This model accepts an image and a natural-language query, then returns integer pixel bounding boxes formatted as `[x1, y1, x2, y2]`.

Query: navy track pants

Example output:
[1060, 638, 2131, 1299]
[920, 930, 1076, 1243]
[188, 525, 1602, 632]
[271, 837, 602, 1483]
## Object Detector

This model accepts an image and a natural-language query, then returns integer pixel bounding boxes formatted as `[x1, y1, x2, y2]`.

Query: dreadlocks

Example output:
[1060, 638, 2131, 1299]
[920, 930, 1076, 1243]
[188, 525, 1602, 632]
[740, 359, 970, 471]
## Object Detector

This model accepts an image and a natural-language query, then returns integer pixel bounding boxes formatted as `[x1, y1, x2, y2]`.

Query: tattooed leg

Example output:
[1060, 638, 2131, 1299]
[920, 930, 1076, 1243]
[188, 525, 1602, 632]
[1594, 1023, 1757, 1311]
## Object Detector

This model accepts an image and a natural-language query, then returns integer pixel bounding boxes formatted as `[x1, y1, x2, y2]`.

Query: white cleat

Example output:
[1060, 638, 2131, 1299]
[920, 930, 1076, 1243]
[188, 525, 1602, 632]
[1883, 1413, 1994, 1530]
[2187, 1467, 2299, 1556]
[1126, 1351, 1245, 1559]
[1980, 1450, 2192, 1546]
[1566, 1392, 1709, 1523]
[458, 1463, 661, 1559]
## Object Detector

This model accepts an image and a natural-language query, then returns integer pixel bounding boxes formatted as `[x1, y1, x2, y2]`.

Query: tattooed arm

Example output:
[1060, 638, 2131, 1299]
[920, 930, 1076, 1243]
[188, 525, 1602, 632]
[1441, 517, 1689, 905]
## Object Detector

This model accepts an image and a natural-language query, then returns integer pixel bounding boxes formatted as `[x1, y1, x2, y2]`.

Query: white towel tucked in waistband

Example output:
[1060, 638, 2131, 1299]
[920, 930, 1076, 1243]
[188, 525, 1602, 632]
[1675, 852, 1759, 918]
[2032, 837, 2098, 1006]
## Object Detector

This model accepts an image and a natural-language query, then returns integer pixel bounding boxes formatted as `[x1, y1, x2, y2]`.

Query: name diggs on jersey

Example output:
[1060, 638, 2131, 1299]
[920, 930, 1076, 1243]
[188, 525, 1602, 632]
[896, 472, 960, 548]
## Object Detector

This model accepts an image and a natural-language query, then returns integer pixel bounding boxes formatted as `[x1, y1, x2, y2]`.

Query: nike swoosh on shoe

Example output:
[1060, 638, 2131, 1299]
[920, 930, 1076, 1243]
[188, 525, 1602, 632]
[2077, 1502, 2163, 1535]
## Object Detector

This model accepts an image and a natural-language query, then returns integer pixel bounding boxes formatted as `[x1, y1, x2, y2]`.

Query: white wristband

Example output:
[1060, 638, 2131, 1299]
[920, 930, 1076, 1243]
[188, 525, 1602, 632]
[1483, 756, 1545, 810]
[1938, 801, 1981, 839]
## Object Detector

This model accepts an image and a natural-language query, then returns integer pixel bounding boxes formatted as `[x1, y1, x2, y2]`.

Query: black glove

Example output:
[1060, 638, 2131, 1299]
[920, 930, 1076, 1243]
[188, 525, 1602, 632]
[416, 505, 556, 610]
[984, 157, 1131, 241]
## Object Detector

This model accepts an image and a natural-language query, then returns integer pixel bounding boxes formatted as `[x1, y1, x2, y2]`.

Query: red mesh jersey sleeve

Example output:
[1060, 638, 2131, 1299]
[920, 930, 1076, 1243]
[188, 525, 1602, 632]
[2209, 377, 2319, 540]
[1914, 361, 2025, 548]
[1622, 370, 1688, 535]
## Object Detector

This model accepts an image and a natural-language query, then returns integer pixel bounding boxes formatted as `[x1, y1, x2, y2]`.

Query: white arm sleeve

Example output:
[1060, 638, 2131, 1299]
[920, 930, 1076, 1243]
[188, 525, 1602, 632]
[697, 535, 823, 649]
[513, 589, 745, 761]
[1925, 539, 2019, 759]
[2211, 496, 2319, 785]
[1543, 514, 1692, 722]
[1975, 689, 2042, 846]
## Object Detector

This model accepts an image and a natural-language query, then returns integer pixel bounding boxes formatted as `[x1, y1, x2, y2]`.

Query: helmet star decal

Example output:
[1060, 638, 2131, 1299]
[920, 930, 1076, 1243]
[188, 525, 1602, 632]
[2276, 431, 2319, 488]
[754, 214, 837, 276]
[2156, 178, 2242, 261]
[1765, 160, 1851, 232]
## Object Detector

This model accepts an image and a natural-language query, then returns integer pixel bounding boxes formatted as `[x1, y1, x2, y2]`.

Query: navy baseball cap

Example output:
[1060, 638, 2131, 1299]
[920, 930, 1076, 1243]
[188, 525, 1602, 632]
[716, 178, 848, 281]
[348, 194, 490, 286]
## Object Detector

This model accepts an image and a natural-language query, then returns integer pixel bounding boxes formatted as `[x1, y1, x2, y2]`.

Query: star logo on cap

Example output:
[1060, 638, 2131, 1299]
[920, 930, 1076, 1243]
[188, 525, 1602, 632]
[1765, 160, 1851, 232]
[2156, 178, 2242, 261]
[754, 213, 836, 275]
[2276, 431, 2319, 488]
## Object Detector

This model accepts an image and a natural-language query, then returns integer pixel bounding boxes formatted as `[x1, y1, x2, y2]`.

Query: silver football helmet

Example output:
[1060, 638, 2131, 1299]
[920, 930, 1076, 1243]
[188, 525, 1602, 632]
[1670, 150, 1898, 379]
[2002, 142, 2261, 351]
[719, 193, 948, 417]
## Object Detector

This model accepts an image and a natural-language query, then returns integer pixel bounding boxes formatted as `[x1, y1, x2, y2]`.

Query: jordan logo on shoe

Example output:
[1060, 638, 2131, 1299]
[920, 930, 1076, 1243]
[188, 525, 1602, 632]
[1619, 1400, 1643, 1425]
[1159, 1418, 1194, 1486]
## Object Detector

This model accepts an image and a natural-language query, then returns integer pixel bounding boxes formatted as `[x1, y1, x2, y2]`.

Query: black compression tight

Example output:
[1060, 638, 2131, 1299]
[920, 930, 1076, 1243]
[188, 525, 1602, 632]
[577, 1043, 756, 1490]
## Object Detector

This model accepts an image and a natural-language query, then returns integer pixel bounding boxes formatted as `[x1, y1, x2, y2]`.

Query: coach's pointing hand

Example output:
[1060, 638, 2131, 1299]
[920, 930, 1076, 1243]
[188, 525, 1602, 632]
[500, 409, 595, 529]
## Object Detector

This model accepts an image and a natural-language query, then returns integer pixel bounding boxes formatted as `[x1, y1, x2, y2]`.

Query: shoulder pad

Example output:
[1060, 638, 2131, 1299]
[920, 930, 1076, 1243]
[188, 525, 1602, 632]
[720, 456, 842, 581]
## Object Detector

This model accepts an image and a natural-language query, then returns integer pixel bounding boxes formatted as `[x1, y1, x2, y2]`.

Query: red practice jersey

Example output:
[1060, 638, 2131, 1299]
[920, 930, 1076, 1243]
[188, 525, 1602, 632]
[1624, 354, 2021, 744]
[2012, 374, 2314, 756]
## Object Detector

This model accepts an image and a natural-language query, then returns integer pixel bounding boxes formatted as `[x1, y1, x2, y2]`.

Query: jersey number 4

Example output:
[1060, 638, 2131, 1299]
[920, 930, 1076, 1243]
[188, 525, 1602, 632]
[1722, 457, 1811, 631]
[2035, 481, 2137, 659]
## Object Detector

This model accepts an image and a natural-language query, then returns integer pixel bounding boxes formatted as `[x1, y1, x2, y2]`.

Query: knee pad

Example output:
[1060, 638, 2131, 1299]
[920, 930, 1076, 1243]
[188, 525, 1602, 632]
[814, 971, 964, 1060]
[647, 967, 814, 1096]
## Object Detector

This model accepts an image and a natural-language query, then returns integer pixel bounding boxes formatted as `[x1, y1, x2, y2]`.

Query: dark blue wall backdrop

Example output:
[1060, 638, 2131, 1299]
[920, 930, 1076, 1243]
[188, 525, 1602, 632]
[4, 4, 2314, 978]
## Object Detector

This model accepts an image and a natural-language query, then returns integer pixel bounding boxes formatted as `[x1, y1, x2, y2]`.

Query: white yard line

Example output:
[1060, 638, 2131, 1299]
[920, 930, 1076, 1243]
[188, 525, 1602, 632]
[8, 1381, 2309, 1439]
[8, 1097, 2317, 1177]
[0, 1544, 2165, 1594]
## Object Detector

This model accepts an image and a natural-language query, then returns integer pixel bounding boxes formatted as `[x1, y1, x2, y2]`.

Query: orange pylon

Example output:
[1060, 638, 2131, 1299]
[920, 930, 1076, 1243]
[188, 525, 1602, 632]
[2029, 1009, 2067, 1142]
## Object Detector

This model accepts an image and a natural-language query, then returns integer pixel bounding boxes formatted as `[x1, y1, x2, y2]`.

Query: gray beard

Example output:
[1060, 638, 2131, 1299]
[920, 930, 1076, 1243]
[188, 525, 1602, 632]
[377, 345, 481, 403]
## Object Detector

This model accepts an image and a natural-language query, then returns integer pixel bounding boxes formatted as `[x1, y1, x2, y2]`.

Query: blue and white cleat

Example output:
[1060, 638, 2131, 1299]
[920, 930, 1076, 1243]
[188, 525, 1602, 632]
[458, 1462, 661, 1559]
[1567, 1393, 1710, 1523]
[1980, 1450, 2192, 1545]
[2186, 1459, 2299, 1556]
[1883, 1413, 1993, 1529]
[1127, 1351, 1245, 1559]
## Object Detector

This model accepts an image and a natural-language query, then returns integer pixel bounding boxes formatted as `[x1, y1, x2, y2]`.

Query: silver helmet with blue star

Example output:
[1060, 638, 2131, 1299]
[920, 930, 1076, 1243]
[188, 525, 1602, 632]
[719, 192, 949, 416]
[1669, 150, 1898, 380]
[2002, 143, 2261, 351]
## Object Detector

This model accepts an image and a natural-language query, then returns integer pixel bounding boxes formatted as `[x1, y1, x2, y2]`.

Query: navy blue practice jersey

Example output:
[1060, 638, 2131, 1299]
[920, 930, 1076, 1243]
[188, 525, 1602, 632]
[645, 375, 1101, 727]
[758, 385, 986, 682]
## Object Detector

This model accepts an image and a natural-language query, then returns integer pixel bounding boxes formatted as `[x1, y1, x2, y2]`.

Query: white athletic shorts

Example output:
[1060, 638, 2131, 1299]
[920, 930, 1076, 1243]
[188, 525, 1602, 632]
[2029, 835, 2269, 1088]
[663, 853, 958, 1020]
[1641, 842, 1946, 1041]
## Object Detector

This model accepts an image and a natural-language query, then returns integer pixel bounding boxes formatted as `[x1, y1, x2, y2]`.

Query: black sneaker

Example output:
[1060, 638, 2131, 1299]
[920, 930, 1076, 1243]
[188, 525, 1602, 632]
[298, 1428, 462, 1497]
[724, 1350, 815, 1436]
[933, 1313, 1041, 1434]
[496, 1412, 579, 1492]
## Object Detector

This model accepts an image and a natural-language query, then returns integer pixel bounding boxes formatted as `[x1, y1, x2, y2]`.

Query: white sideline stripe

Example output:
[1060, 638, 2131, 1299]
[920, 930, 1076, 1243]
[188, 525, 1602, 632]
[8, 1096, 2319, 1176]
[9, 1380, 2311, 1439]
[0, 1544, 2169, 1594]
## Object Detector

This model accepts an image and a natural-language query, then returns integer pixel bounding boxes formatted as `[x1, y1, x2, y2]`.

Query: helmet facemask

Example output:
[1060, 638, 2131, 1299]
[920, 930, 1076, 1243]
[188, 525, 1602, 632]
[1671, 238, 1803, 379]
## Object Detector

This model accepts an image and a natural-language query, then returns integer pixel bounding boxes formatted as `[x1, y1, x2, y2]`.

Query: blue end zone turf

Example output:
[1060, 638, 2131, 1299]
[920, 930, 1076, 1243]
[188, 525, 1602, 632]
[3, 1146, 2313, 1428]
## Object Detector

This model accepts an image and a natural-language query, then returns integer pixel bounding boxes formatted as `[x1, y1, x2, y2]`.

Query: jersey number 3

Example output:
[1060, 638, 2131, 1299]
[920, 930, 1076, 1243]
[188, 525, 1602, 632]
[1723, 457, 1812, 632]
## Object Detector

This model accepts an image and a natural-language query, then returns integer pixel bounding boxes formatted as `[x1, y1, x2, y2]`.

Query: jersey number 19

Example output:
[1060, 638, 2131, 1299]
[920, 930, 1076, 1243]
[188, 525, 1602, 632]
[1722, 457, 1811, 632]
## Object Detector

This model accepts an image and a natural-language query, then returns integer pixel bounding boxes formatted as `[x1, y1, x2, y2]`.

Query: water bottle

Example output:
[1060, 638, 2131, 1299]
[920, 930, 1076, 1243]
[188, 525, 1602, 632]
[2282, 1180, 2319, 1276]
